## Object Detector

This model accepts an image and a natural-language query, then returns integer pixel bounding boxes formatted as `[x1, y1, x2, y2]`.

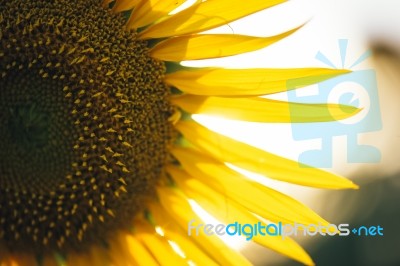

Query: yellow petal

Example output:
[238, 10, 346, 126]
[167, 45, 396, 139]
[67, 255, 89, 266]
[3, 255, 36, 266]
[108, 232, 139, 266]
[172, 95, 359, 123]
[150, 26, 301, 61]
[134, 221, 187, 266]
[88, 246, 112, 266]
[125, 235, 159, 266]
[171, 147, 329, 226]
[149, 203, 219, 266]
[127, 0, 186, 29]
[67, 246, 110, 266]
[112, 0, 142, 13]
[168, 166, 315, 265]
[156, 187, 252, 266]
[140, 0, 286, 39]
[176, 121, 358, 189]
[165, 67, 351, 96]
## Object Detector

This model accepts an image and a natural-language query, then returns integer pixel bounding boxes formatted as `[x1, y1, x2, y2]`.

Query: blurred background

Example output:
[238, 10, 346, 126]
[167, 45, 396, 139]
[183, 0, 400, 265]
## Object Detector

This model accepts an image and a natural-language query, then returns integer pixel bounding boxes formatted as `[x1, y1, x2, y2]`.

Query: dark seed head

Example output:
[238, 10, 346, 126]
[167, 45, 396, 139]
[0, 0, 174, 253]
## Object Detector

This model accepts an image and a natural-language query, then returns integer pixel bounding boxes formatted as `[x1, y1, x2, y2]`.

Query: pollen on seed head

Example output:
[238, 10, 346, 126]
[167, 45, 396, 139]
[0, 0, 175, 253]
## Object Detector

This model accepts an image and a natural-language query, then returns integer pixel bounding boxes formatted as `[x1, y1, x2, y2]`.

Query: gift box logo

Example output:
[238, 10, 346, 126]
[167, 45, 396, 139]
[287, 39, 382, 168]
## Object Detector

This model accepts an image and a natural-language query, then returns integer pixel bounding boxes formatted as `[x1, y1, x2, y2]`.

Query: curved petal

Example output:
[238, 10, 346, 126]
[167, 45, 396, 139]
[172, 95, 360, 123]
[168, 166, 315, 265]
[127, 0, 186, 29]
[176, 121, 358, 189]
[156, 187, 252, 266]
[108, 232, 140, 266]
[125, 235, 159, 266]
[140, 0, 286, 39]
[148, 203, 219, 266]
[165, 67, 351, 96]
[171, 147, 329, 226]
[150, 26, 301, 61]
[112, 0, 142, 13]
[68, 246, 110, 266]
[134, 221, 187, 266]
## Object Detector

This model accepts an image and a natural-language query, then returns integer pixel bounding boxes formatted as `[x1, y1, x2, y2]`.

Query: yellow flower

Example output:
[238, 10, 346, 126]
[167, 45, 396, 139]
[0, 0, 359, 265]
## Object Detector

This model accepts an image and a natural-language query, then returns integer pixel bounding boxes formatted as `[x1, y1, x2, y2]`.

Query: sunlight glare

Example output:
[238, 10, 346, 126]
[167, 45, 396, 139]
[188, 199, 248, 250]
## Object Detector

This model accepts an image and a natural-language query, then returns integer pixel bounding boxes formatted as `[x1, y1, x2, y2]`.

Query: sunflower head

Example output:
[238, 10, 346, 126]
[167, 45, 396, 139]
[0, 0, 174, 253]
[0, 0, 359, 265]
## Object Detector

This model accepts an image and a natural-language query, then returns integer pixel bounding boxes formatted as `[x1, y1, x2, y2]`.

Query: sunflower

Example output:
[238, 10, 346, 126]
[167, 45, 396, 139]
[0, 0, 359, 265]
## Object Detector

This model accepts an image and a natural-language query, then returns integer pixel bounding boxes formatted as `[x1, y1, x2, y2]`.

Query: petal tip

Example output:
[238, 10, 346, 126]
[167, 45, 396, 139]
[350, 182, 359, 189]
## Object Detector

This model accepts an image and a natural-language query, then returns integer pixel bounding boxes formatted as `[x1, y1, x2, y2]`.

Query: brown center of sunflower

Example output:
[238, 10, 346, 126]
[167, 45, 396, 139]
[0, 0, 175, 254]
